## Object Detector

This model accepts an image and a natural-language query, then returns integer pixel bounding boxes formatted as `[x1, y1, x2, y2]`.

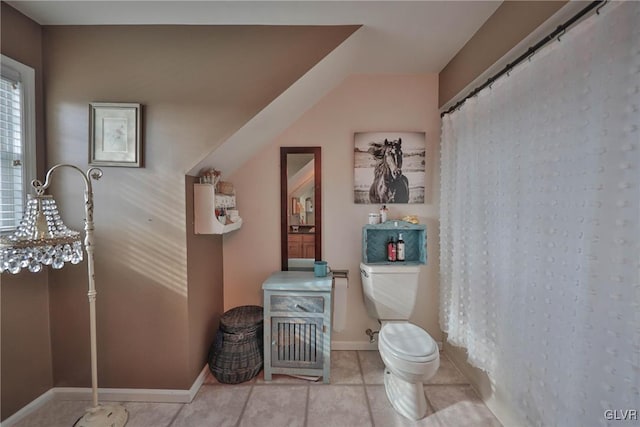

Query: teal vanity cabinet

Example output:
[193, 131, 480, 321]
[262, 271, 332, 383]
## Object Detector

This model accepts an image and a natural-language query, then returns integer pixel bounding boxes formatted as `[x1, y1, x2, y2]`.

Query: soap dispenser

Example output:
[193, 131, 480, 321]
[397, 233, 405, 262]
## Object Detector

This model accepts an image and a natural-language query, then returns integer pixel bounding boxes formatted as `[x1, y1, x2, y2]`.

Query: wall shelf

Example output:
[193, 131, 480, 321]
[362, 220, 426, 264]
[193, 183, 242, 234]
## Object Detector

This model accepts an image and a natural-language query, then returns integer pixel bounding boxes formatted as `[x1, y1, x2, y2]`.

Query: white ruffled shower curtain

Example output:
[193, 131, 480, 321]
[440, 2, 639, 426]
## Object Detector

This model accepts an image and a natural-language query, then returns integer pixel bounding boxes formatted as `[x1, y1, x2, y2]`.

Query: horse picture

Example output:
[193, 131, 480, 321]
[354, 132, 425, 204]
[368, 138, 409, 203]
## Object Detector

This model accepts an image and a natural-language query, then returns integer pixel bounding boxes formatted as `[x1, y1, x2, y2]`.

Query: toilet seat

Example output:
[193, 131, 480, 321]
[379, 323, 438, 363]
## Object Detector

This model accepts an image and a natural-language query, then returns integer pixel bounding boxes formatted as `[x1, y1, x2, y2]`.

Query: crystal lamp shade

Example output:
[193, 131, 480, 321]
[1, 194, 83, 274]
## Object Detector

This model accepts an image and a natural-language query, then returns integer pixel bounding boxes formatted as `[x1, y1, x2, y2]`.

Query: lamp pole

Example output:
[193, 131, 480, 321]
[34, 164, 127, 427]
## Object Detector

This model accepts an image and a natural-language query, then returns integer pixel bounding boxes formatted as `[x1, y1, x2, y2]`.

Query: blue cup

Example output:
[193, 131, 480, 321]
[314, 261, 329, 277]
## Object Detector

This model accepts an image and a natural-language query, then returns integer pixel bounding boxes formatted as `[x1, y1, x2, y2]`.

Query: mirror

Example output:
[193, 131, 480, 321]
[280, 147, 322, 271]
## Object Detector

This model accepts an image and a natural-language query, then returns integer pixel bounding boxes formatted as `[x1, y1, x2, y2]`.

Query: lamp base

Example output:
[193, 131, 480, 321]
[73, 404, 128, 427]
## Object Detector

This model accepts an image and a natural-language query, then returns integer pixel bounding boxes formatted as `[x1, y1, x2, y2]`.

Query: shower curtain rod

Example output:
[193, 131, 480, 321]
[440, 0, 606, 118]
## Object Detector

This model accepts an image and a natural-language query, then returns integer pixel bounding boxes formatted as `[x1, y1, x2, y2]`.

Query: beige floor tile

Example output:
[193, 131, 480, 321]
[12, 399, 91, 427]
[203, 369, 220, 385]
[308, 385, 372, 427]
[239, 385, 307, 427]
[425, 385, 502, 427]
[366, 385, 443, 427]
[254, 369, 318, 385]
[358, 350, 385, 384]
[171, 385, 251, 427]
[6, 352, 496, 427]
[426, 353, 469, 385]
[204, 368, 258, 385]
[123, 401, 182, 427]
[316, 350, 362, 384]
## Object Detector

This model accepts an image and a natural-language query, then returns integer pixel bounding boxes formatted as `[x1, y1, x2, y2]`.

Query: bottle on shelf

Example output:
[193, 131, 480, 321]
[216, 207, 226, 224]
[397, 233, 405, 262]
[387, 237, 397, 262]
[380, 205, 388, 223]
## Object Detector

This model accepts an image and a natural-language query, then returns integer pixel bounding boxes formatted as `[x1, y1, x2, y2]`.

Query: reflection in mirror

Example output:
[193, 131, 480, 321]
[280, 147, 321, 271]
[288, 153, 315, 230]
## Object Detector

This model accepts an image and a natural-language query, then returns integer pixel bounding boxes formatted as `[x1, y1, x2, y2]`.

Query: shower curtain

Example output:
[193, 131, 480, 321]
[439, 2, 639, 426]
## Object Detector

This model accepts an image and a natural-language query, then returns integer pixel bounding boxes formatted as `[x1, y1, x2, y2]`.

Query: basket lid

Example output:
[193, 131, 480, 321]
[220, 305, 263, 332]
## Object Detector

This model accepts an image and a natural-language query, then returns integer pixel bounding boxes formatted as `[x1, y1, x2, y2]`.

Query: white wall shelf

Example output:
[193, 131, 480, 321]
[193, 183, 242, 234]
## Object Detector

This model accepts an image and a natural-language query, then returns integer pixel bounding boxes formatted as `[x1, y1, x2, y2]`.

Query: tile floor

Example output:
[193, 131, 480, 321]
[14, 351, 502, 427]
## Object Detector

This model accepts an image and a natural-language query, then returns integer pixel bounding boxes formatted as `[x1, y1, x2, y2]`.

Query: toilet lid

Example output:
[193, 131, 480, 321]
[380, 323, 437, 360]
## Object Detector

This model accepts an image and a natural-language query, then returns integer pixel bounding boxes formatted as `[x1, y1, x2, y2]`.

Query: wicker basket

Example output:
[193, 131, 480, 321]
[216, 181, 235, 195]
[208, 305, 264, 384]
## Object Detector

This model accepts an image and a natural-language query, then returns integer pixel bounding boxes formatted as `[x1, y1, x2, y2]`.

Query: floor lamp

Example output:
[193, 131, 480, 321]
[0, 164, 128, 427]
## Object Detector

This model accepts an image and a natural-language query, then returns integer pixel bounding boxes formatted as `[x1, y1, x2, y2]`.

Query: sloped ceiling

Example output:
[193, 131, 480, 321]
[7, 1, 502, 176]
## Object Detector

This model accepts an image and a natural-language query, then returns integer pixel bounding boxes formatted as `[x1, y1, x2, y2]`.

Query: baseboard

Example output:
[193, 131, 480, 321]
[53, 386, 192, 404]
[189, 364, 209, 401]
[331, 340, 443, 351]
[54, 364, 209, 404]
[0, 365, 209, 427]
[331, 340, 378, 350]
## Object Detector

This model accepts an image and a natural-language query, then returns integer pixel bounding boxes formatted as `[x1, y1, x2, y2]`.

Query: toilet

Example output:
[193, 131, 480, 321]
[360, 262, 439, 420]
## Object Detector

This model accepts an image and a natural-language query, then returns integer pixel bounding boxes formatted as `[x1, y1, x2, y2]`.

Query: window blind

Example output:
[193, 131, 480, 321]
[0, 73, 24, 232]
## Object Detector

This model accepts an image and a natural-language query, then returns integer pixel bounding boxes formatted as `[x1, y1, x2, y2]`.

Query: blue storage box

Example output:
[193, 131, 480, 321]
[362, 220, 426, 265]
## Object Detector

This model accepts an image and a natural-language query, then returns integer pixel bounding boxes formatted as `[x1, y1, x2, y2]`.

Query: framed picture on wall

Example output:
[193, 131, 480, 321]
[354, 131, 426, 204]
[89, 102, 142, 167]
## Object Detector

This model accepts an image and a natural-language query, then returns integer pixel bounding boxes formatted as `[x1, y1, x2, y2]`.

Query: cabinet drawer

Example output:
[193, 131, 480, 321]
[270, 295, 324, 313]
[288, 234, 302, 243]
[302, 234, 315, 243]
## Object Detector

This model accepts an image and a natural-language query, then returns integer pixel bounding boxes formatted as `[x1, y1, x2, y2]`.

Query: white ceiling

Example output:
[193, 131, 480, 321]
[8, 1, 501, 73]
[6, 1, 502, 175]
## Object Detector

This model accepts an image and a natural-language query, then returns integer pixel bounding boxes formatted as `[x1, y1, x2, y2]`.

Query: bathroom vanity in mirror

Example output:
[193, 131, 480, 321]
[287, 232, 315, 258]
[262, 271, 332, 383]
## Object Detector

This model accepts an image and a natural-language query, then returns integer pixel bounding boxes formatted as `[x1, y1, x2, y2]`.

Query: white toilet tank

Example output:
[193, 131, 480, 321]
[360, 262, 421, 320]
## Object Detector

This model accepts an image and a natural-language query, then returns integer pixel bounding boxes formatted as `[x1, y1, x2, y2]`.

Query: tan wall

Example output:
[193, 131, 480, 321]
[40, 24, 356, 389]
[226, 74, 442, 345]
[0, 272, 52, 420]
[439, 0, 566, 107]
[0, 3, 52, 421]
[185, 175, 224, 379]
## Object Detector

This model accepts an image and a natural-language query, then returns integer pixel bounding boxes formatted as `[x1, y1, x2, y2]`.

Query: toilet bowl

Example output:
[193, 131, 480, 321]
[360, 262, 440, 420]
[378, 322, 439, 420]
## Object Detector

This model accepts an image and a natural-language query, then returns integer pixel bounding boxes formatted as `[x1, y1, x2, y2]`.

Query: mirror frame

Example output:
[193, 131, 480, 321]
[280, 147, 322, 271]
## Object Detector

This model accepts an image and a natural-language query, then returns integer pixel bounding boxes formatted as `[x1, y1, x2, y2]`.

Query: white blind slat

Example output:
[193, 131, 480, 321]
[0, 73, 24, 230]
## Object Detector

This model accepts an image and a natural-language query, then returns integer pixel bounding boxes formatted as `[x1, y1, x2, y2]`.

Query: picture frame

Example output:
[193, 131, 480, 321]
[89, 102, 142, 167]
[354, 131, 426, 204]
